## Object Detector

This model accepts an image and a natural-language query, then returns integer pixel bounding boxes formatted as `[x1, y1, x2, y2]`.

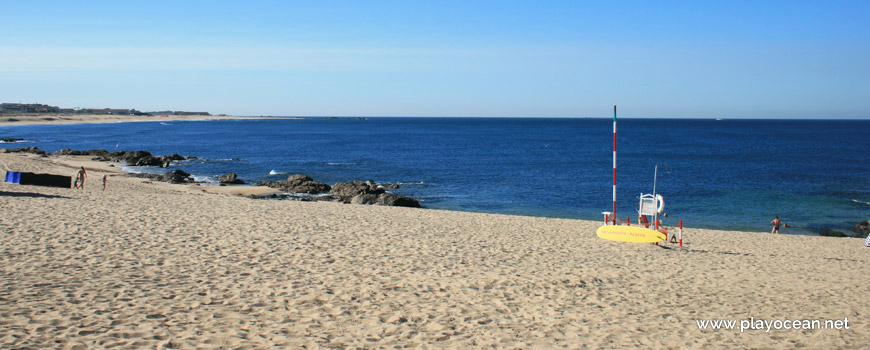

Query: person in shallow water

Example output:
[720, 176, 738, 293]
[771, 216, 787, 234]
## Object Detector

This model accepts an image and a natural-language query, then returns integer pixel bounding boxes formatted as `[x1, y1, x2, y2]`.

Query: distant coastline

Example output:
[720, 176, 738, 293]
[0, 101, 287, 126]
[0, 113, 299, 126]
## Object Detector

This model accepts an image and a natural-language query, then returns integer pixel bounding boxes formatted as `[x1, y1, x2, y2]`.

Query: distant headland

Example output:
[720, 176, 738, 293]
[0, 102, 212, 117]
[0, 102, 288, 126]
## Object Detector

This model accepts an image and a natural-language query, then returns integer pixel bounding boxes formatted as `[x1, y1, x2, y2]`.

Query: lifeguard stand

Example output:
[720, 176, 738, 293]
[637, 193, 663, 228]
[636, 165, 684, 246]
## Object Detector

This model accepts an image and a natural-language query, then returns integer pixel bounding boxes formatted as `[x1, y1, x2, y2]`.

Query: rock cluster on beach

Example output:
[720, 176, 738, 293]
[128, 170, 195, 184]
[54, 148, 187, 167]
[45, 147, 421, 208]
[256, 176, 421, 208]
[218, 172, 245, 184]
[3, 146, 47, 156]
[256, 174, 331, 194]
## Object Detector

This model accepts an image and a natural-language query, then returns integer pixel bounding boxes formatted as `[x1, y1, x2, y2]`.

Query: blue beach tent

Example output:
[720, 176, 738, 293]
[5, 171, 71, 188]
[5, 171, 21, 184]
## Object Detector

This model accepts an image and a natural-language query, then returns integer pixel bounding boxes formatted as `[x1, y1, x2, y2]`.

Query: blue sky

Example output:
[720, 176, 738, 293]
[1, 1, 868, 118]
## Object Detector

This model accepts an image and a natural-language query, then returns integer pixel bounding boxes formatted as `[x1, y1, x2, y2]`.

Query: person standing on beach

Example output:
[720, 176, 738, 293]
[77, 166, 87, 189]
[771, 216, 787, 234]
[102, 175, 107, 191]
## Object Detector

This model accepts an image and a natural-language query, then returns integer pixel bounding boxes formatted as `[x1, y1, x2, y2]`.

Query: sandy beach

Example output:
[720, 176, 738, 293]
[0, 114, 295, 126]
[0, 151, 868, 349]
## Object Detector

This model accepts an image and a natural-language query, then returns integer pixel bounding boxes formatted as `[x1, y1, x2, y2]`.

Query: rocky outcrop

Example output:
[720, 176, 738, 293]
[56, 149, 188, 167]
[52, 149, 185, 166]
[126, 170, 194, 184]
[254, 176, 420, 208]
[0, 138, 24, 143]
[109, 151, 174, 166]
[330, 180, 419, 207]
[376, 193, 421, 207]
[330, 180, 385, 198]
[256, 174, 331, 194]
[163, 170, 194, 184]
[853, 221, 870, 238]
[351, 192, 421, 207]
[350, 193, 380, 205]
[54, 148, 110, 157]
[219, 172, 245, 184]
[3, 147, 46, 156]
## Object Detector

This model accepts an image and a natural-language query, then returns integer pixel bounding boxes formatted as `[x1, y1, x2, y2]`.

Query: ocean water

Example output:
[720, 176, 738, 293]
[3, 117, 869, 236]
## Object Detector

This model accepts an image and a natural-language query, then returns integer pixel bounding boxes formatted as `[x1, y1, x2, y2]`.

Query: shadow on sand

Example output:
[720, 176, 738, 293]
[0, 190, 68, 199]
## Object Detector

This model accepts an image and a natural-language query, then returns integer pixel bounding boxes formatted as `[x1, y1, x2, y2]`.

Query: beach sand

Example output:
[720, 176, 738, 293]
[0, 114, 295, 126]
[0, 152, 867, 349]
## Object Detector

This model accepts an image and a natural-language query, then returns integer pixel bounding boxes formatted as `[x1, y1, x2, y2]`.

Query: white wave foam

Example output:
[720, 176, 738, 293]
[327, 162, 358, 166]
[851, 199, 870, 206]
[269, 170, 288, 175]
[192, 175, 219, 184]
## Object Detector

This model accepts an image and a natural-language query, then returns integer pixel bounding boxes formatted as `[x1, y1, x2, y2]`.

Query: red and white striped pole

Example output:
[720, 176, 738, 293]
[679, 219, 683, 247]
[612, 105, 617, 225]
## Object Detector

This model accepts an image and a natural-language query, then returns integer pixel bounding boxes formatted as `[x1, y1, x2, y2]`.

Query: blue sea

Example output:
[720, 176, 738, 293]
[3, 117, 869, 236]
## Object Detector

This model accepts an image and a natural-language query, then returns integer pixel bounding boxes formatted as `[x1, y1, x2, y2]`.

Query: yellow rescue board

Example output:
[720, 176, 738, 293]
[597, 225, 666, 243]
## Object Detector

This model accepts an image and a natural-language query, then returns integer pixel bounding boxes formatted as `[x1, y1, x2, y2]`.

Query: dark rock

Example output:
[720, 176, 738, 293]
[86, 149, 110, 157]
[110, 150, 154, 165]
[331, 180, 385, 198]
[0, 138, 24, 143]
[819, 228, 848, 237]
[126, 172, 164, 181]
[3, 147, 46, 156]
[54, 148, 111, 158]
[101, 150, 187, 167]
[376, 193, 421, 208]
[256, 174, 331, 194]
[163, 153, 186, 161]
[853, 221, 869, 238]
[256, 175, 420, 207]
[219, 172, 245, 184]
[350, 193, 380, 205]
[135, 156, 164, 166]
[286, 174, 313, 184]
[54, 148, 84, 156]
[163, 170, 194, 184]
[349, 192, 421, 208]
[381, 183, 401, 189]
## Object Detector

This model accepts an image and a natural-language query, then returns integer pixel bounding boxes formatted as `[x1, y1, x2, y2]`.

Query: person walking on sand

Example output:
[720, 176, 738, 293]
[102, 174, 107, 191]
[771, 216, 787, 234]
[77, 166, 87, 189]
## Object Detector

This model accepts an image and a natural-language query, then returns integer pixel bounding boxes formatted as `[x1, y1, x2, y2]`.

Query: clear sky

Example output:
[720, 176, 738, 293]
[1, 1, 868, 118]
